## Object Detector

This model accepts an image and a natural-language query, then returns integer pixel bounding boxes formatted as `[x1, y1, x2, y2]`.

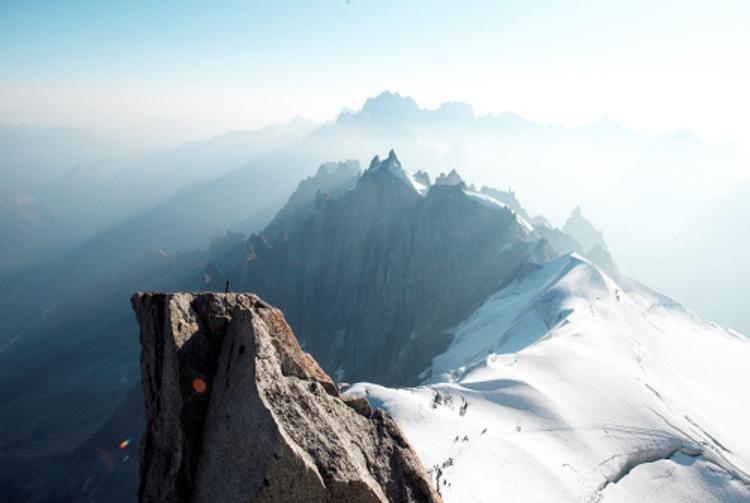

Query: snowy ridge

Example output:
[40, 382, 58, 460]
[431, 253, 599, 379]
[462, 187, 536, 234]
[350, 255, 750, 502]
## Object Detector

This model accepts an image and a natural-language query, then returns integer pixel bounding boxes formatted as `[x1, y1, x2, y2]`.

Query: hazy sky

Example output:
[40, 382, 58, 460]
[1, 0, 749, 151]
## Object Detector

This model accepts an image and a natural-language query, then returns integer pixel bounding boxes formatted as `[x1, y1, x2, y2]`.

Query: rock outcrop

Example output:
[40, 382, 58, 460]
[561, 206, 618, 276]
[562, 206, 607, 253]
[131, 292, 440, 503]
[434, 169, 464, 186]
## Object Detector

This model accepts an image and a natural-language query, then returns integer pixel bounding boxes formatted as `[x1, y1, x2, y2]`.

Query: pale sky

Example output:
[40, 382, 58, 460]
[1, 0, 749, 152]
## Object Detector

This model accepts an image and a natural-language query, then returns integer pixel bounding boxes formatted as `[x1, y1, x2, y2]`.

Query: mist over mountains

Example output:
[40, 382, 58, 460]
[1, 91, 747, 334]
[0, 90, 748, 502]
[0, 118, 317, 278]
[0, 143, 605, 501]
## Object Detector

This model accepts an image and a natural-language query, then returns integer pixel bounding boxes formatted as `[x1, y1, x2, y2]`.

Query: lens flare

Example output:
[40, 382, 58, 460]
[192, 377, 207, 394]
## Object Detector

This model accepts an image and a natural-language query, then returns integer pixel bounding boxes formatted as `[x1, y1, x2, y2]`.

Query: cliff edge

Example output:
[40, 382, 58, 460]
[131, 292, 440, 503]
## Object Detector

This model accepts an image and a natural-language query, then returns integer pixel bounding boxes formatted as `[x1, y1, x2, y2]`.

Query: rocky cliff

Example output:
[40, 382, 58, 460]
[131, 292, 440, 503]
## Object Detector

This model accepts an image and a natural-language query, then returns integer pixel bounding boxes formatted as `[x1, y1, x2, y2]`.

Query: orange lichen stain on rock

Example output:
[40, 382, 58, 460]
[192, 377, 207, 394]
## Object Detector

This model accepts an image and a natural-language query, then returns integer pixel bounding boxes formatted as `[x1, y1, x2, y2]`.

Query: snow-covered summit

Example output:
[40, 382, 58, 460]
[351, 254, 750, 502]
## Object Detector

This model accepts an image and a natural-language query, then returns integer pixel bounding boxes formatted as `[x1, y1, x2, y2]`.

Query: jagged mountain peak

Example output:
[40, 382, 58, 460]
[365, 150, 427, 195]
[368, 90, 417, 105]
[367, 150, 404, 176]
[339, 91, 479, 127]
[435, 169, 465, 187]
[317, 159, 360, 177]
[563, 205, 607, 252]
[528, 205, 618, 277]
[364, 155, 536, 235]
[216, 154, 554, 385]
[359, 91, 421, 121]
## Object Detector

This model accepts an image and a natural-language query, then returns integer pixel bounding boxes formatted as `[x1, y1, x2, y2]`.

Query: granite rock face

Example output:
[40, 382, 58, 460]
[131, 292, 440, 503]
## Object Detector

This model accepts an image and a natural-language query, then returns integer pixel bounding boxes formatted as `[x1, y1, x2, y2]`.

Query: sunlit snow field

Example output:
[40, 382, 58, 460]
[350, 255, 750, 502]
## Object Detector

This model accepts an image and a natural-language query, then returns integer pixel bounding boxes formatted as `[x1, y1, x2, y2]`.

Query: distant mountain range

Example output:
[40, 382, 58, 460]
[0, 124, 125, 191]
[4, 90, 743, 338]
[0, 91, 747, 501]
[0, 118, 317, 278]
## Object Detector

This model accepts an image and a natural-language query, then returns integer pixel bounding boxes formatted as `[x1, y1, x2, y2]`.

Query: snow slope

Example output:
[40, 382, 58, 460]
[349, 254, 750, 502]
